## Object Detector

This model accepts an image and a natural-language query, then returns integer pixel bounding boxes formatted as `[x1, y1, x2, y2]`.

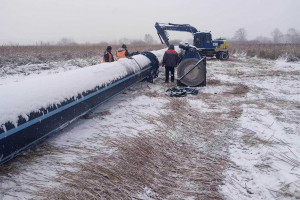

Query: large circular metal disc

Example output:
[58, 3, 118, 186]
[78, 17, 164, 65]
[177, 58, 206, 87]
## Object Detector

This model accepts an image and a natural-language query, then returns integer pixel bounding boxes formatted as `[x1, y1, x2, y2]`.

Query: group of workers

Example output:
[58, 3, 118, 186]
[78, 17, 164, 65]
[102, 44, 179, 83]
[102, 44, 130, 63]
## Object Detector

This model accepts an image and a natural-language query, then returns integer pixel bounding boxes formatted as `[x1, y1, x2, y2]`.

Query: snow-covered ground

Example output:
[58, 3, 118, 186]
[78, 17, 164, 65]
[218, 56, 300, 200]
[0, 53, 299, 199]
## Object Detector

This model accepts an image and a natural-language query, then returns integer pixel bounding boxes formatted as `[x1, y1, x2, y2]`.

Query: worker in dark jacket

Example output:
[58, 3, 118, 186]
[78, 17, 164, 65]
[162, 44, 179, 82]
[103, 46, 114, 63]
[116, 44, 130, 60]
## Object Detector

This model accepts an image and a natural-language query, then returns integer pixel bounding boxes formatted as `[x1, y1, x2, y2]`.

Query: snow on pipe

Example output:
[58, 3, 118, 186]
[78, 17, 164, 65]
[0, 49, 165, 164]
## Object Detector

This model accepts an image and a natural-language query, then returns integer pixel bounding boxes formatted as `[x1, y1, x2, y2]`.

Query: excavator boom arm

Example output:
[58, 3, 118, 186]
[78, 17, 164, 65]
[155, 22, 198, 46]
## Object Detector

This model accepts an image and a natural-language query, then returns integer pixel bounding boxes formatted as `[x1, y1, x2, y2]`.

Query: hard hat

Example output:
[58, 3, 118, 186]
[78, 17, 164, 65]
[106, 46, 112, 51]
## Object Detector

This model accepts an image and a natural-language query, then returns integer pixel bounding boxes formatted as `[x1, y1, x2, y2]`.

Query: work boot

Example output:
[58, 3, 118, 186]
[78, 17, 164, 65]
[171, 76, 174, 82]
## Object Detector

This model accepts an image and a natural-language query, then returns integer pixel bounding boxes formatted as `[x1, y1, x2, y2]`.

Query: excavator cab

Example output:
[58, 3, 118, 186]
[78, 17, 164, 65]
[193, 32, 229, 59]
[193, 32, 212, 47]
[194, 32, 217, 57]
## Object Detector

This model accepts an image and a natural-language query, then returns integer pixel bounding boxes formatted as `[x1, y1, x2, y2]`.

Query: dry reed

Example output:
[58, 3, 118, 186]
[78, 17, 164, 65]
[230, 42, 300, 60]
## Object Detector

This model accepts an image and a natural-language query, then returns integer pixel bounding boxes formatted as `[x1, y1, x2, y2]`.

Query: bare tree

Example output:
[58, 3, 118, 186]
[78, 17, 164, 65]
[232, 28, 247, 42]
[286, 28, 300, 43]
[144, 34, 154, 44]
[271, 28, 283, 43]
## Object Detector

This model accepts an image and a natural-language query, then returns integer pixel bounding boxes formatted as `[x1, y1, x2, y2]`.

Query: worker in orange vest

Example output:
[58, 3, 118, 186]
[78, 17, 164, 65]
[116, 44, 130, 60]
[103, 46, 114, 63]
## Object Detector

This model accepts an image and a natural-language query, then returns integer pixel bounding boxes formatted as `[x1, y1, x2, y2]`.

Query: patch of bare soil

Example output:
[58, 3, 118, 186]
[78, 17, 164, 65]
[207, 79, 221, 85]
[224, 85, 250, 95]
[143, 90, 161, 98]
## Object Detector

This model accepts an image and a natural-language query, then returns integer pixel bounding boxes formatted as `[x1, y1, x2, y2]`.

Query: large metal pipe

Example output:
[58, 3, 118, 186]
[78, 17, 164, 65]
[0, 51, 162, 165]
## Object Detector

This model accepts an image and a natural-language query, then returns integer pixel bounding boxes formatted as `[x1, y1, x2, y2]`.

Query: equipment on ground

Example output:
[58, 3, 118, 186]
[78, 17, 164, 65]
[166, 86, 198, 97]
[177, 43, 207, 87]
[155, 22, 229, 60]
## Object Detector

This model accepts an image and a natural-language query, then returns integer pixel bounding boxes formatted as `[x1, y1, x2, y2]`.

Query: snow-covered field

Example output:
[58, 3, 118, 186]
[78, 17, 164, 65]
[0, 53, 299, 199]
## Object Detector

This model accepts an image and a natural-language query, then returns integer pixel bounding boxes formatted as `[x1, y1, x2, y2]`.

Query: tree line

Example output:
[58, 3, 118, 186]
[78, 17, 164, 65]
[53, 34, 158, 46]
[4, 28, 300, 46]
[232, 28, 300, 43]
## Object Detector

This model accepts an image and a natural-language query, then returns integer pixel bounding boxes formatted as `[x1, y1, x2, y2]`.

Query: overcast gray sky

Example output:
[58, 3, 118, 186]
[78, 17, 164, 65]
[0, 0, 299, 45]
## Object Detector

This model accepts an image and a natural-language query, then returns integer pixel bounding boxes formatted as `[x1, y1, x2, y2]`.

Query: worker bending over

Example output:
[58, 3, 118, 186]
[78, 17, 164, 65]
[162, 44, 179, 83]
[103, 46, 114, 63]
[116, 44, 131, 60]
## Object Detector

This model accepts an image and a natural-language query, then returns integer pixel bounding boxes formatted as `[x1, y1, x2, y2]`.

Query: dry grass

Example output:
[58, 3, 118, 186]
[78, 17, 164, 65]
[224, 85, 250, 95]
[230, 42, 300, 60]
[143, 90, 161, 98]
[37, 96, 234, 200]
[269, 181, 300, 199]
[207, 79, 221, 85]
[38, 133, 230, 200]
[2, 42, 299, 68]
[206, 78, 246, 89]
[164, 98, 190, 113]
[193, 80, 249, 127]
[0, 142, 61, 176]
[242, 133, 283, 147]
[227, 105, 243, 119]
[243, 70, 300, 78]
[145, 97, 234, 160]
[0, 44, 164, 67]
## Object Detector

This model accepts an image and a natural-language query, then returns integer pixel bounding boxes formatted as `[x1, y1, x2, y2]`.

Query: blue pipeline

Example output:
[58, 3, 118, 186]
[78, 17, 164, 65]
[0, 67, 149, 140]
[0, 53, 157, 165]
